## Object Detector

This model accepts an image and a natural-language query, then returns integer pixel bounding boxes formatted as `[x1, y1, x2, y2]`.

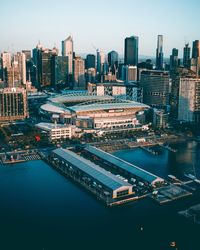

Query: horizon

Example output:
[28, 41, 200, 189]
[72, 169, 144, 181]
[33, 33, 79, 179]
[1, 0, 200, 58]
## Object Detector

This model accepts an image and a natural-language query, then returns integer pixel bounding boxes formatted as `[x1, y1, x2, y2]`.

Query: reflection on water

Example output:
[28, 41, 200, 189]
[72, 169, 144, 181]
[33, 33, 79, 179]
[114, 141, 200, 180]
[0, 141, 199, 250]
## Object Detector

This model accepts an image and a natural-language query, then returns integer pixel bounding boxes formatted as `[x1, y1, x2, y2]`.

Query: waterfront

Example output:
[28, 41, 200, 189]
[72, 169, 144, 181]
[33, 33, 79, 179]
[0, 141, 199, 250]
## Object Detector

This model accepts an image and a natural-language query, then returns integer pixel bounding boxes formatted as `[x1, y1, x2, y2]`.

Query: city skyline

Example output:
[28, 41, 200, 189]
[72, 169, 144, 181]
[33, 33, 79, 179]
[1, 0, 200, 57]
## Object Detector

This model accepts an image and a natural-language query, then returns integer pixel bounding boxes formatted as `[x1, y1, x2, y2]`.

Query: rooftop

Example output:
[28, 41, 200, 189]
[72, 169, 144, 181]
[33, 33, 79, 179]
[36, 122, 72, 131]
[68, 100, 149, 113]
[40, 103, 70, 114]
[48, 93, 114, 104]
[53, 148, 132, 191]
[85, 145, 164, 184]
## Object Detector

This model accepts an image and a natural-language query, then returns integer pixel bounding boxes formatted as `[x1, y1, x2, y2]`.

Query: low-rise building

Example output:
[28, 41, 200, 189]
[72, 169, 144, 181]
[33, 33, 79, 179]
[36, 122, 76, 141]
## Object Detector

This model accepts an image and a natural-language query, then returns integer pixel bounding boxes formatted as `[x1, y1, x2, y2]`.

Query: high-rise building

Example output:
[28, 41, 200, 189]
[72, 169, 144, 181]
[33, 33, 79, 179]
[62, 36, 73, 74]
[183, 43, 191, 68]
[108, 50, 118, 74]
[41, 48, 57, 87]
[122, 65, 137, 82]
[170, 48, 179, 70]
[178, 77, 200, 123]
[96, 50, 106, 82]
[86, 68, 96, 83]
[2, 52, 11, 69]
[32, 42, 43, 85]
[124, 36, 138, 66]
[170, 68, 196, 120]
[86, 54, 96, 69]
[96, 49, 101, 74]
[15, 52, 26, 85]
[0, 87, 28, 121]
[1, 52, 11, 82]
[22, 50, 31, 61]
[191, 40, 200, 76]
[52, 56, 68, 86]
[73, 57, 86, 89]
[192, 40, 200, 59]
[140, 70, 170, 106]
[156, 35, 164, 70]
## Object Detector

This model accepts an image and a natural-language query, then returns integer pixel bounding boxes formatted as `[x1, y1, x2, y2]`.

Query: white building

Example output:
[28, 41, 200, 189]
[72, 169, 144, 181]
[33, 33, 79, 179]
[178, 78, 200, 122]
[36, 122, 76, 141]
[73, 57, 86, 89]
[122, 65, 137, 82]
[14, 52, 26, 85]
[2, 52, 11, 69]
[62, 36, 73, 74]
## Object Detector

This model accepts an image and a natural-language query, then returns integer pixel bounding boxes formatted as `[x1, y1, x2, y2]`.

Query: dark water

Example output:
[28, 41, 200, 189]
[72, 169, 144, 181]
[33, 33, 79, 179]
[0, 141, 200, 250]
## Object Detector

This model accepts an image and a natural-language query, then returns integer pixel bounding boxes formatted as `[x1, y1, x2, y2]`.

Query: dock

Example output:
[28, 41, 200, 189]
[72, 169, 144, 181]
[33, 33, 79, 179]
[160, 144, 177, 153]
[140, 146, 158, 155]
[0, 150, 41, 165]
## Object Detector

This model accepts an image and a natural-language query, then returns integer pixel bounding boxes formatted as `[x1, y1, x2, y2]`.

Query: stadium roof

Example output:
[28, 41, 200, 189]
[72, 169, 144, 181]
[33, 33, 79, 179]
[53, 148, 132, 191]
[40, 103, 71, 114]
[36, 122, 73, 131]
[48, 93, 114, 104]
[68, 100, 149, 113]
[85, 145, 164, 185]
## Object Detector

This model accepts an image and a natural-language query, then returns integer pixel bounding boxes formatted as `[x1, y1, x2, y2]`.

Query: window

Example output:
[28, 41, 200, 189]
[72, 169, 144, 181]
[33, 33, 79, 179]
[116, 189, 129, 197]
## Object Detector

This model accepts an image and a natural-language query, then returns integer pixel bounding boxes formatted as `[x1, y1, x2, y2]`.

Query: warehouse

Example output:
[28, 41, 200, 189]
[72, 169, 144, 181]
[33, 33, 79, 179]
[51, 148, 133, 200]
[84, 145, 164, 187]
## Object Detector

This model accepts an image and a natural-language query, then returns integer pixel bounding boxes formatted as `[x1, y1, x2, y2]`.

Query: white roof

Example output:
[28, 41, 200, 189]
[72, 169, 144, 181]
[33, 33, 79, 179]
[36, 122, 72, 131]
[40, 103, 70, 114]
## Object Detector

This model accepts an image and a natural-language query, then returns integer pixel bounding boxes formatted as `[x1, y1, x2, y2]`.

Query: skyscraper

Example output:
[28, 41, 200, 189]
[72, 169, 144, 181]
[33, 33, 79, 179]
[1, 52, 11, 82]
[86, 54, 96, 69]
[62, 36, 74, 74]
[41, 48, 58, 87]
[52, 56, 68, 86]
[73, 57, 86, 89]
[191, 40, 200, 76]
[170, 48, 179, 70]
[156, 35, 164, 70]
[108, 50, 118, 74]
[15, 52, 26, 85]
[22, 50, 31, 61]
[96, 50, 105, 79]
[124, 36, 138, 66]
[192, 40, 200, 59]
[183, 43, 191, 69]
[122, 65, 137, 82]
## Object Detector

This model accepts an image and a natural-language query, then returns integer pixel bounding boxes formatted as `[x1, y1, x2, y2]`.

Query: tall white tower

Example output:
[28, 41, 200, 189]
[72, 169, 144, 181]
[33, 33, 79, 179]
[62, 36, 74, 74]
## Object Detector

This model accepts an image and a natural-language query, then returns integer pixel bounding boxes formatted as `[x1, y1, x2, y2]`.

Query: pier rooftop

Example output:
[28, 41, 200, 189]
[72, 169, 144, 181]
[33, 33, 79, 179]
[84, 145, 164, 186]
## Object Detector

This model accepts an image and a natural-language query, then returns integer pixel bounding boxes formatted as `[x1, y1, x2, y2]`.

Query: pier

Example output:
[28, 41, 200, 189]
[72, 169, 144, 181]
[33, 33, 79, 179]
[140, 146, 158, 155]
[0, 150, 41, 165]
[160, 144, 177, 153]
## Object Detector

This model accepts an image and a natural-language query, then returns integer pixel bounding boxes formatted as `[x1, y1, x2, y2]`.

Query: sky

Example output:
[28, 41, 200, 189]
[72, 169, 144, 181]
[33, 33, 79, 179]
[0, 0, 200, 58]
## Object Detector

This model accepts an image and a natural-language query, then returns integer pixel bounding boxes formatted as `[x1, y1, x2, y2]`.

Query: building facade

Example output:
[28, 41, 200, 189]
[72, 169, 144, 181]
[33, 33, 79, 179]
[0, 87, 28, 122]
[73, 57, 86, 89]
[140, 70, 170, 106]
[156, 35, 164, 70]
[62, 36, 74, 74]
[183, 43, 191, 69]
[124, 36, 138, 66]
[178, 78, 200, 123]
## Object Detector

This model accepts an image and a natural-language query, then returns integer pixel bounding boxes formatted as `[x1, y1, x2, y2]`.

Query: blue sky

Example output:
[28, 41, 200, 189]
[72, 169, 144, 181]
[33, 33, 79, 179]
[0, 0, 199, 57]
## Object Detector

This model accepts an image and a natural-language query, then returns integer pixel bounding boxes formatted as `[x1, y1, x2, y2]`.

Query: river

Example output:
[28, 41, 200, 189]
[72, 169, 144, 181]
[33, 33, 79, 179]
[0, 141, 199, 250]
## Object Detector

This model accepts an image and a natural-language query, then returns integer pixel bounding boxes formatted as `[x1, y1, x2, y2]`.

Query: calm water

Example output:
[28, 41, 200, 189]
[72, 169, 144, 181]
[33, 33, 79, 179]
[0, 141, 200, 250]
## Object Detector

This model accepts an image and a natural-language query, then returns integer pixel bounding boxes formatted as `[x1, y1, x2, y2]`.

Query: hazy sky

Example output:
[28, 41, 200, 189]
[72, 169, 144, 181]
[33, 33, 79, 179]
[1, 0, 199, 58]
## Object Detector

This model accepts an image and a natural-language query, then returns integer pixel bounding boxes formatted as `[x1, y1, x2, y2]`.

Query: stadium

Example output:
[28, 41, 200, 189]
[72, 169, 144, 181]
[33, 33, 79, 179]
[39, 91, 149, 133]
